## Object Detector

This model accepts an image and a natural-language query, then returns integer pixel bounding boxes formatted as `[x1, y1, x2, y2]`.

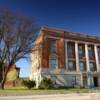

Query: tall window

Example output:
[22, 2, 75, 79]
[78, 44, 85, 59]
[88, 45, 95, 60]
[50, 40, 56, 53]
[68, 61, 76, 71]
[83, 76, 87, 87]
[79, 62, 85, 71]
[49, 58, 58, 69]
[89, 62, 96, 71]
[67, 42, 75, 58]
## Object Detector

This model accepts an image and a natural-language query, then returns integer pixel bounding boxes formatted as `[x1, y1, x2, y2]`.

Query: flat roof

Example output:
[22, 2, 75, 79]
[41, 26, 100, 44]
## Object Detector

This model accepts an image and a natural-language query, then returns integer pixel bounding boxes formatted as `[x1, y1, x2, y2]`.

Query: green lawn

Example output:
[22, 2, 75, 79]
[0, 87, 92, 96]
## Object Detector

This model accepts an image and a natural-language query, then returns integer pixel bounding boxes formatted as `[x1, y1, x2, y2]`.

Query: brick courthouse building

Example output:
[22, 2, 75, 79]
[30, 27, 100, 88]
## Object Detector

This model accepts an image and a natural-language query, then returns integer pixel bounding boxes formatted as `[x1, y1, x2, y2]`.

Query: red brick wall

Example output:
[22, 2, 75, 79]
[41, 37, 50, 68]
[4, 81, 14, 87]
[57, 38, 65, 68]
[41, 35, 65, 69]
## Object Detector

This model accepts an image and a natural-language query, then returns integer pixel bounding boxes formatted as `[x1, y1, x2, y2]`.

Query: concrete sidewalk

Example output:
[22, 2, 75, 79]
[0, 93, 100, 100]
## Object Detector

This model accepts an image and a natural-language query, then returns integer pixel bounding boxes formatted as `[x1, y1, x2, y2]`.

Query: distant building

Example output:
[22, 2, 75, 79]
[30, 27, 100, 88]
[0, 64, 20, 86]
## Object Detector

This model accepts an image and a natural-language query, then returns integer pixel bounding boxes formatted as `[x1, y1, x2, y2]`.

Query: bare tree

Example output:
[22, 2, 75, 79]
[0, 10, 38, 89]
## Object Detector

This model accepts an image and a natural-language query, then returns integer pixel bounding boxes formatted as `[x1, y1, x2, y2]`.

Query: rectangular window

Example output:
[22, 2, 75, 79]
[49, 58, 58, 69]
[50, 40, 56, 53]
[88, 45, 95, 60]
[83, 76, 87, 87]
[66, 76, 76, 87]
[67, 42, 75, 58]
[79, 62, 86, 71]
[71, 76, 76, 86]
[68, 61, 76, 71]
[89, 62, 96, 72]
[78, 44, 85, 59]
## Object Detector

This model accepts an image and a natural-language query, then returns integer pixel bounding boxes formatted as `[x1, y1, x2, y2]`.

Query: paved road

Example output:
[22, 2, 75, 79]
[0, 93, 100, 100]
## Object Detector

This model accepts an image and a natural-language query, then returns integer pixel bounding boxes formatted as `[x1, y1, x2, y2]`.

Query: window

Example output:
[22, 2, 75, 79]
[83, 76, 87, 86]
[88, 45, 94, 59]
[50, 40, 56, 53]
[49, 58, 58, 69]
[68, 61, 76, 71]
[79, 62, 85, 71]
[79, 46, 83, 54]
[67, 42, 75, 58]
[69, 76, 76, 87]
[89, 62, 95, 71]
[71, 76, 76, 87]
[78, 44, 85, 59]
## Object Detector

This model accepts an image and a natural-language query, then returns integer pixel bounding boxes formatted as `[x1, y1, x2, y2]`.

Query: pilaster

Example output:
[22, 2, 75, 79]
[75, 42, 80, 72]
[94, 45, 100, 72]
[85, 43, 90, 72]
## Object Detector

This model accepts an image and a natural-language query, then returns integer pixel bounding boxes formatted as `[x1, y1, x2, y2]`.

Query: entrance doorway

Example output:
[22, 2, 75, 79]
[93, 77, 98, 87]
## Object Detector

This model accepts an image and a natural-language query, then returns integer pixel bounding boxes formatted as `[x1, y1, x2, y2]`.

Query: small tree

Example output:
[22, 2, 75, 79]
[0, 9, 38, 89]
[22, 80, 36, 89]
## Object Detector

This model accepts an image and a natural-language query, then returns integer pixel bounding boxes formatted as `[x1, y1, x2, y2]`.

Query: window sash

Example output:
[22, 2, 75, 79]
[89, 62, 95, 71]
[50, 41, 56, 53]
[49, 58, 58, 69]
[68, 61, 76, 71]
[79, 62, 85, 71]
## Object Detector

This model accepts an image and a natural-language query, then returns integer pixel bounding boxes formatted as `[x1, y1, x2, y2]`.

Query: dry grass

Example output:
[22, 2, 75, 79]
[0, 87, 91, 96]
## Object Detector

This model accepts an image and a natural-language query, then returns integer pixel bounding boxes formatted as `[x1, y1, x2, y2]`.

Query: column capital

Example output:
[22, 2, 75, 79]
[94, 44, 97, 46]
[75, 41, 78, 43]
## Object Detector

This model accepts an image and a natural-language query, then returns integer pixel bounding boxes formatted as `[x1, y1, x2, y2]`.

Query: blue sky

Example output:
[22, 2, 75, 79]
[0, 0, 100, 77]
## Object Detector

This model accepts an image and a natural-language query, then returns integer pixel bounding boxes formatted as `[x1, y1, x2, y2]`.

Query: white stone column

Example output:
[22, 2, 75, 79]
[85, 43, 90, 72]
[65, 41, 68, 70]
[75, 41, 80, 72]
[94, 45, 100, 72]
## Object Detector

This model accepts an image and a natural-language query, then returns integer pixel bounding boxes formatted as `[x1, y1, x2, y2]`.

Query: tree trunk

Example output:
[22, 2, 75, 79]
[0, 71, 8, 90]
[0, 80, 5, 90]
[0, 63, 4, 90]
[0, 64, 12, 90]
